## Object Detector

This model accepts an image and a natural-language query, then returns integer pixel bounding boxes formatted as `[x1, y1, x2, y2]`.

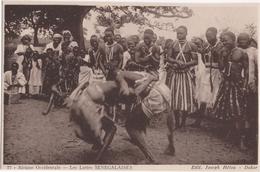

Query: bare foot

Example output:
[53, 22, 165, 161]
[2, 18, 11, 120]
[92, 143, 102, 151]
[164, 145, 175, 156]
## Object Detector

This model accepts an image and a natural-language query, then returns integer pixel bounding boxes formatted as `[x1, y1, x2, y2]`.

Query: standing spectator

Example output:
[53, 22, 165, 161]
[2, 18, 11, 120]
[131, 35, 140, 47]
[237, 33, 258, 145]
[43, 33, 63, 57]
[59, 42, 79, 93]
[192, 28, 223, 127]
[135, 29, 160, 74]
[213, 31, 249, 150]
[122, 39, 135, 70]
[15, 35, 34, 73]
[62, 30, 79, 52]
[100, 27, 123, 79]
[114, 34, 122, 43]
[28, 51, 42, 97]
[120, 37, 128, 52]
[42, 48, 60, 96]
[88, 35, 105, 81]
[165, 26, 198, 129]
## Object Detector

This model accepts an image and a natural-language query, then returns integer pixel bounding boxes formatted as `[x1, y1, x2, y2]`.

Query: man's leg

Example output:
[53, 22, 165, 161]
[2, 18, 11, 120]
[164, 110, 175, 155]
[125, 105, 156, 164]
[235, 118, 247, 150]
[42, 93, 55, 115]
[180, 111, 187, 128]
[175, 111, 180, 129]
[95, 117, 117, 162]
[191, 103, 206, 127]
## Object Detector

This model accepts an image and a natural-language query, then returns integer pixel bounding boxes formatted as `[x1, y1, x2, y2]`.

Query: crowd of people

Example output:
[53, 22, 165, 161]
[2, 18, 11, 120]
[4, 25, 258, 151]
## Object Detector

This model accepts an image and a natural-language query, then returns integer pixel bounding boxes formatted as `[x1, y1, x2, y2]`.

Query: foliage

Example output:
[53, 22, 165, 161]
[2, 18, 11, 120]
[244, 23, 257, 39]
[94, 6, 193, 31]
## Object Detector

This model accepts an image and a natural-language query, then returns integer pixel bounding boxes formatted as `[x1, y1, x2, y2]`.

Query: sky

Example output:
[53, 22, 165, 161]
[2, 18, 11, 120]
[82, 5, 258, 40]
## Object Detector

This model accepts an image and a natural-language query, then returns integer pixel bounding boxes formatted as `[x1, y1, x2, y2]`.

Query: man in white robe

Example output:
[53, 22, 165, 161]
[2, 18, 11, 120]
[4, 63, 27, 95]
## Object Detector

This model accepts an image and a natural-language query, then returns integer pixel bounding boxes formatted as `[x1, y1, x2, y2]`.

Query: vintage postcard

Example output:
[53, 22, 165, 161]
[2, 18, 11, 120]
[1, 0, 259, 171]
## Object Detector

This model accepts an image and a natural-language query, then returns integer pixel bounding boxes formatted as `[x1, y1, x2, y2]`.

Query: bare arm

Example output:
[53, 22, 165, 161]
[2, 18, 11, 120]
[99, 55, 107, 76]
[165, 46, 179, 64]
[184, 52, 198, 68]
[184, 43, 198, 68]
[242, 52, 249, 89]
[150, 46, 160, 64]
[218, 49, 226, 72]
[135, 50, 151, 63]
[117, 45, 123, 69]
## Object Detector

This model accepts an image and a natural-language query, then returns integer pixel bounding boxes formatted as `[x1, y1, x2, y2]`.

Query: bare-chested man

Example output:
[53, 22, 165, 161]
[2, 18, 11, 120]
[69, 68, 174, 163]
[213, 31, 249, 150]
[237, 33, 258, 146]
[135, 29, 160, 74]
[100, 28, 123, 80]
[192, 27, 223, 127]
[87, 35, 106, 81]
[165, 25, 198, 129]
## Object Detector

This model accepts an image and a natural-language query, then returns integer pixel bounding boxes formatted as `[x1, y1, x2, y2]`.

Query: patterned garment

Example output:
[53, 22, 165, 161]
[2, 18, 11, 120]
[166, 69, 195, 113]
[166, 40, 196, 113]
[141, 82, 171, 119]
[213, 77, 246, 121]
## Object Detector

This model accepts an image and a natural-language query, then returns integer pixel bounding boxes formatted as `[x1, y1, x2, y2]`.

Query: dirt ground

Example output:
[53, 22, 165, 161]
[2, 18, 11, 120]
[3, 98, 257, 164]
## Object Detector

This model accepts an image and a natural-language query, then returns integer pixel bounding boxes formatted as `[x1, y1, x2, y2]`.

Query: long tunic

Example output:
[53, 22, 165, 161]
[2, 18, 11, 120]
[166, 40, 197, 113]
[28, 59, 42, 95]
[196, 41, 223, 108]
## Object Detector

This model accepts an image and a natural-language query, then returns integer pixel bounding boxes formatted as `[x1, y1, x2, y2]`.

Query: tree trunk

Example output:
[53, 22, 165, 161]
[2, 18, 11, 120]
[33, 27, 39, 46]
[61, 7, 92, 50]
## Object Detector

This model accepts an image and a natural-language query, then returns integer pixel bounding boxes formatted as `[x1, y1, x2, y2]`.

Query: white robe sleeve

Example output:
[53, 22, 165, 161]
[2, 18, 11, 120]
[17, 72, 27, 86]
[4, 71, 11, 90]
[14, 44, 25, 54]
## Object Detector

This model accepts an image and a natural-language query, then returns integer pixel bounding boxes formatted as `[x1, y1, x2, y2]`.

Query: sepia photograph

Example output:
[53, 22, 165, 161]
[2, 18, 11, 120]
[2, 1, 259, 168]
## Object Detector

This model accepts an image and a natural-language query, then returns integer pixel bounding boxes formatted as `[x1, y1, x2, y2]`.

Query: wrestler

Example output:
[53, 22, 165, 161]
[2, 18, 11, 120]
[68, 68, 174, 164]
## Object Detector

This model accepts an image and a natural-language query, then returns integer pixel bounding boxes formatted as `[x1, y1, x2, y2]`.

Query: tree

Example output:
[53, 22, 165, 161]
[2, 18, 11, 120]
[5, 5, 192, 48]
[94, 6, 193, 31]
[5, 5, 92, 47]
[5, 6, 56, 45]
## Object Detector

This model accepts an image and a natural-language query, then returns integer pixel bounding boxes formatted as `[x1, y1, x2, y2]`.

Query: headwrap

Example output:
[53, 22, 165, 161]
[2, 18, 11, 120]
[53, 33, 62, 39]
[62, 30, 72, 37]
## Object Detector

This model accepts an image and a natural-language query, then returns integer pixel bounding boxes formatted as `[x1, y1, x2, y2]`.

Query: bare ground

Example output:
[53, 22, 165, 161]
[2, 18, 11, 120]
[3, 98, 257, 164]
